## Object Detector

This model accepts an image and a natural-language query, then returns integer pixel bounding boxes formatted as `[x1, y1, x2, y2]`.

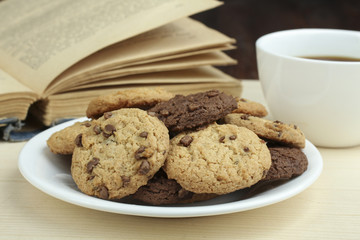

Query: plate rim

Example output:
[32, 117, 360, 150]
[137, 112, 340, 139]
[18, 118, 323, 218]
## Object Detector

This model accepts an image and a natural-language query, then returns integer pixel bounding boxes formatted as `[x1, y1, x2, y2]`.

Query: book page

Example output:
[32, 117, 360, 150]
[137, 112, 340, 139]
[0, 68, 37, 97]
[0, 68, 38, 120]
[67, 65, 239, 92]
[47, 18, 235, 92]
[0, 0, 222, 95]
[104, 44, 235, 71]
[46, 45, 235, 94]
[48, 51, 236, 94]
[80, 51, 236, 84]
[48, 66, 240, 100]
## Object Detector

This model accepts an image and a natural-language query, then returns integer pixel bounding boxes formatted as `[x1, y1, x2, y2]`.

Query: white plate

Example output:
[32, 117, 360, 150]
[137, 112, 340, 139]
[18, 118, 323, 218]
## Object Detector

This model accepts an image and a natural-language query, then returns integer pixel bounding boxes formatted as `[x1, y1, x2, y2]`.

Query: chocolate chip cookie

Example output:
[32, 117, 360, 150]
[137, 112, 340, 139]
[232, 97, 268, 117]
[47, 120, 93, 155]
[224, 113, 306, 148]
[147, 90, 238, 134]
[86, 88, 174, 119]
[163, 123, 271, 195]
[71, 108, 169, 200]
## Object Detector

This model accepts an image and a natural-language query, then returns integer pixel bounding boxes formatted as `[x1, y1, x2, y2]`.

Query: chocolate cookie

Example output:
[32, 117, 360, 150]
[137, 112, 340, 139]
[71, 108, 169, 200]
[86, 88, 174, 119]
[147, 90, 238, 134]
[163, 123, 271, 195]
[263, 145, 308, 181]
[47, 120, 93, 155]
[241, 145, 309, 198]
[232, 97, 268, 117]
[131, 169, 217, 205]
[224, 113, 306, 148]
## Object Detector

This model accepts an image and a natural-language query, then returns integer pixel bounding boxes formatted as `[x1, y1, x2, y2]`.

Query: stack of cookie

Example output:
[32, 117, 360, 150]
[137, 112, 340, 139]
[47, 88, 308, 205]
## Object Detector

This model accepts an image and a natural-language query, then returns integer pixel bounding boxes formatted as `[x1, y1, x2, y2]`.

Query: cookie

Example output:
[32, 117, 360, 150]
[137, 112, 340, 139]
[47, 120, 93, 155]
[240, 145, 308, 198]
[262, 145, 308, 181]
[232, 97, 268, 117]
[71, 108, 169, 200]
[86, 88, 174, 119]
[147, 90, 238, 134]
[163, 123, 271, 195]
[131, 169, 217, 205]
[224, 113, 306, 148]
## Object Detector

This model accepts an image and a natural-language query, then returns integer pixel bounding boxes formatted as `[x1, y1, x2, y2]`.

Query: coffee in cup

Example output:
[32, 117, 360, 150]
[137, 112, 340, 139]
[256, 29, 360, 148]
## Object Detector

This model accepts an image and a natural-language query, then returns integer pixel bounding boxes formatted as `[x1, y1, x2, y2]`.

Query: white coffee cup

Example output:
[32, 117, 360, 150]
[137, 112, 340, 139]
[256, 29, 360, 148]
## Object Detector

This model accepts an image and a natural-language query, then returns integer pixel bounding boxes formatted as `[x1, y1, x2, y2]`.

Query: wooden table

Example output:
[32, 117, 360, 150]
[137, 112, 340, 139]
[1, 80, 359, 240]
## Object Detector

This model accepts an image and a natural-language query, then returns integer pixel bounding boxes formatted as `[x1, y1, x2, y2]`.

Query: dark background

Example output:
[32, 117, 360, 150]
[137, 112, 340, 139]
[193, 0, 360, 79]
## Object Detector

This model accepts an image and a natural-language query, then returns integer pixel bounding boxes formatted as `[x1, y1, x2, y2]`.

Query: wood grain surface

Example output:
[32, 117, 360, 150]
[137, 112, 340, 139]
[1, 80, 359, 240]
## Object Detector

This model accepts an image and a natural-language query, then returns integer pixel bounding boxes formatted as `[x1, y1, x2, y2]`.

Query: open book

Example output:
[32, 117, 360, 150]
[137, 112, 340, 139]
[0, 0, 242, 128]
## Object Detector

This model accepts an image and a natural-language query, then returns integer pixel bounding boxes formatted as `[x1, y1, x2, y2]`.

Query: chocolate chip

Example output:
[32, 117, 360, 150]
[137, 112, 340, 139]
[82, 122, 91, 127]
[87, 175, 95, 181]
[93, 125, 102, 135]
[294, 125, 298, 129]
[139, 131, 148, 138]
[135, 146, 153, 160]
[239, 98, 247, 102]
[138, 160, 150, 175]
[179, 135, 193, 147]
[229, 135, 237, 140]
[274, 120, 283, 124]
[103, 112, 112, 119]
[219, 136, 225, 143]
[102, 124, 116, 138]
[86, 157, 100, 173]
[244, 147, 250, 152]
[121, 176, 131, 187]
[135, 146, 146, 159]
[278, 131, 282, 137]
[98, 185, 109, 199]
[102, 132, 112, 138]
[240, 114, 250, 120]
[75, 134, 83, 147]
[104, 124, 116, 134]
[137, 146, 146, 153]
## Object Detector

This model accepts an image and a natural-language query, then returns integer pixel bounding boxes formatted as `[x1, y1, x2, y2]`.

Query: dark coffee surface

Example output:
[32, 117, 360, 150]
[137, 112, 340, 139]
[300, 55, 360, 62]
